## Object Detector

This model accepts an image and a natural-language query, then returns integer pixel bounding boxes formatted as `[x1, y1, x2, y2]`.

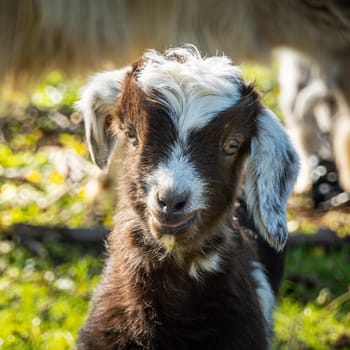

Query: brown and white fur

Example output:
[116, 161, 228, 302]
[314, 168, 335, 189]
[76, 46, 299, 350]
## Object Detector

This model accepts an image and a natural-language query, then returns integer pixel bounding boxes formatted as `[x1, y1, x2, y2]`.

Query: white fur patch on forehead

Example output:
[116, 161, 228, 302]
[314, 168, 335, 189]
[136, 46, 242, 137]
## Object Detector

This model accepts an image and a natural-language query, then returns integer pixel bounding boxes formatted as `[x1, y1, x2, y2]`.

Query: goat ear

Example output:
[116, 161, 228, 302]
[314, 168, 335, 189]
[76, 67, 130, 169]
[245, 108, 299, 251]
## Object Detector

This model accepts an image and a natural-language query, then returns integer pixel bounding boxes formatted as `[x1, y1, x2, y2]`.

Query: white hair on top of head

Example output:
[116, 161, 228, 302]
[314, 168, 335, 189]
[136, 45, 242, 137]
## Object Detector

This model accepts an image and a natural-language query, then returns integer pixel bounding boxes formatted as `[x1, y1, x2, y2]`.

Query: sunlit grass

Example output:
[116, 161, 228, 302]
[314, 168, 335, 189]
[275, 247, 350, 349]
[0, 240, 102, 349]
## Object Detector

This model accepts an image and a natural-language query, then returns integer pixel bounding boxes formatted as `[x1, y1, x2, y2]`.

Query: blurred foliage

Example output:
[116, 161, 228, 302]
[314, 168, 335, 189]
[0, 64, 349, 349]
[0, 70, 114, 229]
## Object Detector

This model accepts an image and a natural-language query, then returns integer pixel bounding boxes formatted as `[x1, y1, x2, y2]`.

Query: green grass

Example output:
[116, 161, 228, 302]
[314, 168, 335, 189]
[0, 239, 103, 349]
[275, 247, 350, 349]
[1, 64, 350, 349]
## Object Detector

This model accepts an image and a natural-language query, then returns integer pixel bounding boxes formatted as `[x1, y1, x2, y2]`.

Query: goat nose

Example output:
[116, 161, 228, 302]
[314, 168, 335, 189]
[156, 190, 189, 214]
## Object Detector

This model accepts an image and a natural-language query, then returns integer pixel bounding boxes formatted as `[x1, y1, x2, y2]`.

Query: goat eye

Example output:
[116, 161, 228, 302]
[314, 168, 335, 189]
[223, 138, 240, 155]
[126, 125, 138, 146]
[127, 127, 136, 139]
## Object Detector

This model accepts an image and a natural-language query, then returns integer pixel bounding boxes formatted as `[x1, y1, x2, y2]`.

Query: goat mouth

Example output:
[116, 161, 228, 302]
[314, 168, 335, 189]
[150, 213, 196, 236]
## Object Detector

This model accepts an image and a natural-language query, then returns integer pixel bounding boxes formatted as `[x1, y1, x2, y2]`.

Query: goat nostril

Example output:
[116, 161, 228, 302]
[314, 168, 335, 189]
[174, 200, 186, 211]
[157, 196, 167, 209]
[157, 192, 170, 212]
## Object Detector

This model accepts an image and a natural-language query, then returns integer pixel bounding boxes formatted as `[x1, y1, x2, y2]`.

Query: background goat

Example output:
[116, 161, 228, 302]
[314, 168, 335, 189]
[279, 50, 350, 208]
[77, 46, 299, 349]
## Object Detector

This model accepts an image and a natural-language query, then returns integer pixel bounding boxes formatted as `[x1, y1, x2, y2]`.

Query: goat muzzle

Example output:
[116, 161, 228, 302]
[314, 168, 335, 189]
[156, 190, 190, 215]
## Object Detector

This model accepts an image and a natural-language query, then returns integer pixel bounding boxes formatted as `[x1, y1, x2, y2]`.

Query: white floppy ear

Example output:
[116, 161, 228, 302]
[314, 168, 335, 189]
[76, 67, 131, 169]
[245, 108, 299, 251]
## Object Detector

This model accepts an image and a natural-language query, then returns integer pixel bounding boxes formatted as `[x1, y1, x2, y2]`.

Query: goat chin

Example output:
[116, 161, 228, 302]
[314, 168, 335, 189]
[76, 46, 299, 349]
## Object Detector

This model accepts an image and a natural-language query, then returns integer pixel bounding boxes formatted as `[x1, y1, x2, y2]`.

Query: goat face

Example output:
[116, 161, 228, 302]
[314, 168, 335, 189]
[78, 45, 299, 252]
[113, 60, 258, 248]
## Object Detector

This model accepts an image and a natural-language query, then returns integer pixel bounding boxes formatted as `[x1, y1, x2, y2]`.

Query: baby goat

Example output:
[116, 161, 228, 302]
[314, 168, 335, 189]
[77, 46, 299, 350]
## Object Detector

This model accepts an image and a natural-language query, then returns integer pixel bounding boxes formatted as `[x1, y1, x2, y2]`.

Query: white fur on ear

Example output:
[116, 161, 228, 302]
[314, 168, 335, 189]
[76, 67, 131, 169]
[245, 108, 299, 251]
